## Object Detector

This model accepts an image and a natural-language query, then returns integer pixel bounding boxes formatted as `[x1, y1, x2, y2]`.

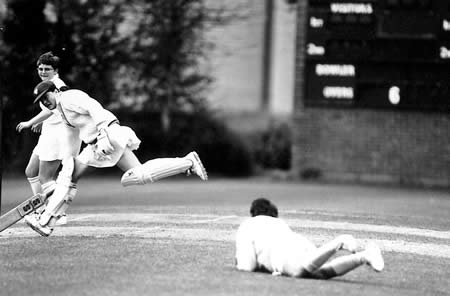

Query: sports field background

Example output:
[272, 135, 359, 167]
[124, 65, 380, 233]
[1, 176, 449, 296]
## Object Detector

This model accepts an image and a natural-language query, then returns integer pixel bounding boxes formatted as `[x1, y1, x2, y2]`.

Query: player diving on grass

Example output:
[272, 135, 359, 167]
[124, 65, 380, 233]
[16, 52, 82, 225]
[235, 198, 384, 279]
[23, 80, 208, 237]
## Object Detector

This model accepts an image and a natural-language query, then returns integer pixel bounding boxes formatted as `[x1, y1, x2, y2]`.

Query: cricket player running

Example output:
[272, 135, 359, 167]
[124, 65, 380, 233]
[235, 198, 384, 279]
[16, 52, 81, 225]
[24, 80, 208, 236]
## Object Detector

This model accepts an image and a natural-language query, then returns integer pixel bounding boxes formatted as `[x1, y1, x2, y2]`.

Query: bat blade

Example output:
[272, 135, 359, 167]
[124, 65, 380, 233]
[0, 194, 46, 232]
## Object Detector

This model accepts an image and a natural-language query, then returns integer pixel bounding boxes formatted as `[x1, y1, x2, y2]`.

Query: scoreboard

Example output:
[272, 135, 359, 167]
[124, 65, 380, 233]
[304, 0, 450, 112]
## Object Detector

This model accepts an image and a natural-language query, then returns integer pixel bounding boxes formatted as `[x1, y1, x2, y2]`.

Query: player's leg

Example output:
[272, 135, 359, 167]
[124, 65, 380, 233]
[25, 157, 88, 236]
[27, 124, 62, 194]
[38, 159, 68, 224]
[42, 159, 94, 225]
[25, 154, 41, 195]
[24, 158, 61, 221]
[38, 159, 62, 184]
[116, 148, 141, 171]
[309, 242, 384, 279]
[120, 150, 208, 186]
[302, 234, 357, 274]
[38, 159, 62, 195]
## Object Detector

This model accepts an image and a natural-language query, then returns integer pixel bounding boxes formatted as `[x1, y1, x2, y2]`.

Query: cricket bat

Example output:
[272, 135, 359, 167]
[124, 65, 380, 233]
[0, 192, 49, 232]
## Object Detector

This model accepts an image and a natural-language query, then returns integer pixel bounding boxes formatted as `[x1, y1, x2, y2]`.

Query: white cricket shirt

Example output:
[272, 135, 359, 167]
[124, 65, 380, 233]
[235, 215, 316, 276]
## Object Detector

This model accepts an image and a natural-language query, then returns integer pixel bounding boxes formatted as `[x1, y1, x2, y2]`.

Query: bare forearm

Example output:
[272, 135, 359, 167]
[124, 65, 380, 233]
[16, 109, 53, 132]
[28, 109, 53, 125]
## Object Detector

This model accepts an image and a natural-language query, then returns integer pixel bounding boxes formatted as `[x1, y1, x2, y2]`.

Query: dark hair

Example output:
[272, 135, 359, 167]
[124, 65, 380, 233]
[37, 52, 60, 70]
[250, 198, 278, 218]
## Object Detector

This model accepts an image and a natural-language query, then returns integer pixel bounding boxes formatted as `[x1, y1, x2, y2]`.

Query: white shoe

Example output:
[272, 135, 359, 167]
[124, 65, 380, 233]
[339, 234, 358, 253]
[363, 242, 384, 272]
[24, 214, 53, 237]
[55, 214, 68, 226]
[185, 152, 208, 181]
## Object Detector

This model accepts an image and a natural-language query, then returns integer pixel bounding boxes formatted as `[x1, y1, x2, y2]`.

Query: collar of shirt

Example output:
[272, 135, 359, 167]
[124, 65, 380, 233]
[56, 101, 75, 128]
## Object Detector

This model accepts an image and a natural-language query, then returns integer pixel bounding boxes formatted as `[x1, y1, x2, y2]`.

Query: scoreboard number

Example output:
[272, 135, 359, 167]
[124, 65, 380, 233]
[304, 0, 449, 112]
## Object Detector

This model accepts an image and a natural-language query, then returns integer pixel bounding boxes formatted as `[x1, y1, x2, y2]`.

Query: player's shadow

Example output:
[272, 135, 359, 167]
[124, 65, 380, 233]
[326, 278, 399, 290]
[250, 268, 400, 291]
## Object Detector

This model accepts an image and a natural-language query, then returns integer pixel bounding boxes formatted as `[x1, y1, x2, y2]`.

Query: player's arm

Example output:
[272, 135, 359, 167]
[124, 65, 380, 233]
[16, 109, 53, 133]
[86, 98, 118, 130]
[235, 224, 257, 272]
[77, 96, 118, 158]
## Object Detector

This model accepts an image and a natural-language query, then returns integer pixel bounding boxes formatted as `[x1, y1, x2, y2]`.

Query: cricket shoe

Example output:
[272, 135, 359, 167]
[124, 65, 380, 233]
[24, 214, 53, 237]
[55, 214, 68, 226]
[363, 242, 384, 272]
[338, 234, 358, 253]
[185, 151, 208, 181]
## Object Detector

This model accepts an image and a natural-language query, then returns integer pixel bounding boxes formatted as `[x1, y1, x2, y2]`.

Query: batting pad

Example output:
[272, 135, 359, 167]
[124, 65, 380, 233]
[121, 158, 192, 186]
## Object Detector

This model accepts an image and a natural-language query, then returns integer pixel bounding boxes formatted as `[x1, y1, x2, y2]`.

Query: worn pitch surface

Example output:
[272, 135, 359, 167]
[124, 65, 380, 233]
[1, 177, 449, 296]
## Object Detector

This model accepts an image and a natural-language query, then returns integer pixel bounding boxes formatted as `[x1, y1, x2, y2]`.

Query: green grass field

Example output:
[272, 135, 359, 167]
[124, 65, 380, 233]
[1, 177, 449, 296]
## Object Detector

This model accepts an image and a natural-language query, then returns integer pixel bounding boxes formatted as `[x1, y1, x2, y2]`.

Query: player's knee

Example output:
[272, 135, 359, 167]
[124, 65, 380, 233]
[121, 166, 146, 186]
[39, 172, 55, 185]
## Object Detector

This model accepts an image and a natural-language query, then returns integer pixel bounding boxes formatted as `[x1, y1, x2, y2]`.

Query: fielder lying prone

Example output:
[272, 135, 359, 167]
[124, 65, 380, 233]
[235, 198, 385, 279]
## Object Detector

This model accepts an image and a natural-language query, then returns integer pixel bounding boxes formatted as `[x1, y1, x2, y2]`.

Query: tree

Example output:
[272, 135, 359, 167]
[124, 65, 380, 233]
[0, 0, 127, 170]
[45, 0, 127, 103]
[0, 0, 52, 168]
[113, 0, 220, 132]
[0, 0, 230, 170]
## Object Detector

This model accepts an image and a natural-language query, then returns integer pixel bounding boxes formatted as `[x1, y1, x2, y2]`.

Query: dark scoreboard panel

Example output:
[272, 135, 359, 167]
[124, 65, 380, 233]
[304, 0, 450, 112]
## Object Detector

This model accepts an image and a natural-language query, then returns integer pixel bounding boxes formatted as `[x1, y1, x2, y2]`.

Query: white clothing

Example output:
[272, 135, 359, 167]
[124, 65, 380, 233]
[235, 215, 316, 276]
[77, 124, 140, 168]
[54, 89, 141, 167]
[33, 75, 82, 160]
[34, 123, 81, 161]
[54, 89, 118, 144]
[40, 75, 66, 126]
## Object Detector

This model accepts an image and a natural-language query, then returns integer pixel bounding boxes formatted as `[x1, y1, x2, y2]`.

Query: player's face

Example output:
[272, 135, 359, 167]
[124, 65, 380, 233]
[37, 64, 57, 81]
[40, 92, 57, 110]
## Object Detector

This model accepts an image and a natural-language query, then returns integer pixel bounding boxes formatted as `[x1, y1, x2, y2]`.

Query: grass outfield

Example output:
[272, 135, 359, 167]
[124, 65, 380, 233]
[1, 177, 449, 296]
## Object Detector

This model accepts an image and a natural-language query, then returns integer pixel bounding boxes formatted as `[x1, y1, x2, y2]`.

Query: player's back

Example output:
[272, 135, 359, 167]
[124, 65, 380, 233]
[236, 216, 292, 270]
[236, 215, 315, 276]
[59, 89, 117, 143]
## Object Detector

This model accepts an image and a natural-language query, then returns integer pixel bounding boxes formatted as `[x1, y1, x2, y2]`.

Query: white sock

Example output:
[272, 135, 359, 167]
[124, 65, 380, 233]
[27, 176, 42, 195]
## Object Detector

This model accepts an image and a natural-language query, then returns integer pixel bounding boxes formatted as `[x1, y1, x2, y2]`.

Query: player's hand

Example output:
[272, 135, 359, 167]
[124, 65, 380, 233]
[16, 121, 32, 133]
[95, 129, 115, 159]
[31, 122, 42, 133]
[93, 150, 112, 161]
